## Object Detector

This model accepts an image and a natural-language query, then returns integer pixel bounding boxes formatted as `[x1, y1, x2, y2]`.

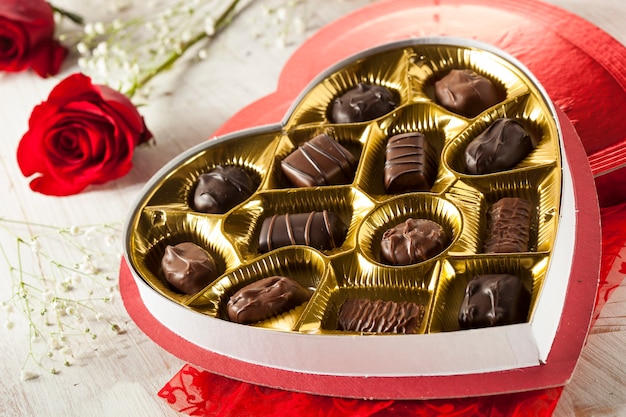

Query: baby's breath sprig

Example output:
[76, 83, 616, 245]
[70, 0, 244, 98]
[0, 219, 125, 380]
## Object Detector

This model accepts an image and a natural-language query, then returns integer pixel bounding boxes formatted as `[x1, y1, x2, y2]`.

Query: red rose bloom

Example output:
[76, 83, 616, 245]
[0, 0, 67, 76]
[17, 73, 153, 196]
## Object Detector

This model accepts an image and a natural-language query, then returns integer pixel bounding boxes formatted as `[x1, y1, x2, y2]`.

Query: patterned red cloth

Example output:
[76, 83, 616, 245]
[158, 364, 563, 417]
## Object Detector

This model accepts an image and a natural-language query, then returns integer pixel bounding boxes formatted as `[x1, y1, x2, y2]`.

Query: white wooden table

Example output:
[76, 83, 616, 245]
[1, 1, 625, 415]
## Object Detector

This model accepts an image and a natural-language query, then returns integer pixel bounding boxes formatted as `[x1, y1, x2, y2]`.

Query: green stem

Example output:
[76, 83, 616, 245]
[50, 4, 84, 25]
[123, 0, 242, 98]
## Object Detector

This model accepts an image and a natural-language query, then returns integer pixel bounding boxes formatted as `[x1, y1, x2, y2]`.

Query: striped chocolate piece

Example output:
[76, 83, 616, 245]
[483, 197, 533, 253]
[384, 132, 438, 194]
[281, 134, 356, 188]
[338, 298, 424, 334]
[258, 210, 347, 253]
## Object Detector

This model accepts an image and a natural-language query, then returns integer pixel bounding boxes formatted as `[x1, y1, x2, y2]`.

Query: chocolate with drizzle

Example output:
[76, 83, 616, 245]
[484, 197, 533, 253]
[330, 83, 397, 123]
[384, 132, 438, 193]
[458, 274, 530, 329]
[338, 299, 424, 334]
[465, 118, 535, 175]
[192, 165, 255, 214]
[258, 210, 347, 253]
[281, 134, 356, 188]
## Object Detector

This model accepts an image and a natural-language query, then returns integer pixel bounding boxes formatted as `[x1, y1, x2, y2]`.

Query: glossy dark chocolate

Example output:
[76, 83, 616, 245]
[384, 132, 437, 193]
[330, 83, 396, 123]
[458, 274, 530, 329]
[161, 242, 217, 295]
[338, 299, 424, 334]
[380, 218, 448, 265]
[484, 197, 533, 253]
[258, 210, 347, 253]
[465, 118, 535, 175]
[227, 276, 313, 324]
[192, 165, 255, 214]
[281, 134, 356, 188]
[434, 69, 502, 118]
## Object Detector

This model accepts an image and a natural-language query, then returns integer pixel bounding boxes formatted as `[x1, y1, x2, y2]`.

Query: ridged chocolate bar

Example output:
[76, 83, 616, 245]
[258, 210, 347, 253]
[483, 197, 532, 253]
[281, 134, 356, 188]
[338, 299, 424, 334]
[384, 132, 437, 193]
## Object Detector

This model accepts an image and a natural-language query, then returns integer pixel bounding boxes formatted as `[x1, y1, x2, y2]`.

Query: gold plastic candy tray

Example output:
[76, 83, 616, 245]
[124, 38, 572, 377]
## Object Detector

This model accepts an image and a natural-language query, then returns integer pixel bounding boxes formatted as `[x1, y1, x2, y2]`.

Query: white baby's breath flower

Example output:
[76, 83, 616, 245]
[203, 16, 216, 36]
[94, 22, 106, 35]
[276, 7, 287, 21]
[30, 238, 41, 253]
[20, 370, 38, 381]
[42, 290, 54, 303]
[4, 321, 14, 330]
[76, 42, 89, 55]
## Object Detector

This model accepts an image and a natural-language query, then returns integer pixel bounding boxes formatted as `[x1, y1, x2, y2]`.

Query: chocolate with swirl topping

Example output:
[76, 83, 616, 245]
[338, 298, 424, 334]
[192, 165, 255, 214]
[330, 83, 396, 123]
[384, 132, 438, 194]
[258, 210, 347, 253]
[281, 134, 356, 188]
[465, 118, 535, 175]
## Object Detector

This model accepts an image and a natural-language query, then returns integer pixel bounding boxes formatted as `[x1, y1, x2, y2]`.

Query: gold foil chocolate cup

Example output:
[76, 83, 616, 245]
[187, 246, 327, 330]
[285, 47, 412, 128]
[428, 255, 549, 333]
[408, 44, 530, 117]
[130, 211, 240, 304]
[125, 38, 562, 344]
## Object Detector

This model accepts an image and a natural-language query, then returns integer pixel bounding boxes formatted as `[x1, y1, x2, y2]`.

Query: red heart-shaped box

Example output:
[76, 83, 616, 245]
[120, 0, 626, 405]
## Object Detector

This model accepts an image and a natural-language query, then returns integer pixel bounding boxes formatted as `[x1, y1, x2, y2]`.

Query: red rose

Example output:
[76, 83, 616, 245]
[0, 0, 67, 77]
[17, 73, 153, 196]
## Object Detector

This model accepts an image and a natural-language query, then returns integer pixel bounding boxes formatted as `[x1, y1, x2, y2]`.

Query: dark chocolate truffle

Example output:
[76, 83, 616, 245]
[338, 299, 424, 334]
[281, 134, 356, 188]
[384, 132, 438, 194]
[458, 274, 530, 329]
[259, 210, 347, 253]
[434, 69, 502, 118]
[161, 242, 217, 295]
[380, 218, 448, 265]
[465, 118, 535, 175]
[330, 83, 396, 123]
[227, 276, 313, 324]
[193, 165, 255, 214]
[484, 197, 533, 253]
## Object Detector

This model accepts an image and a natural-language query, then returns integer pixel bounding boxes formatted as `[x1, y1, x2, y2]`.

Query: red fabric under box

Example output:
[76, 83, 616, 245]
[120, 0, 626, 415]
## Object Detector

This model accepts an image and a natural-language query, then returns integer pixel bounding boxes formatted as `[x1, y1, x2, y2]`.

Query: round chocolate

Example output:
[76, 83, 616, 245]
[161, 242, 217, 295]
[434, 69, 502, 118]
[380, 218, 448, 265]
[465, 118, 535, 174]
[227, 276, 313, 324]
[192, 165, 255, 214]
[330, 83, 396, 123]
